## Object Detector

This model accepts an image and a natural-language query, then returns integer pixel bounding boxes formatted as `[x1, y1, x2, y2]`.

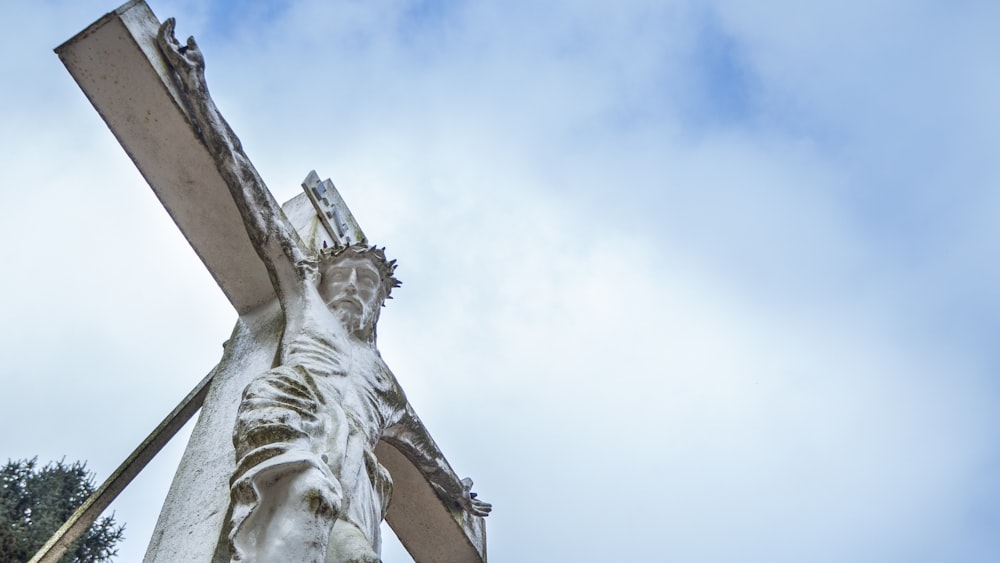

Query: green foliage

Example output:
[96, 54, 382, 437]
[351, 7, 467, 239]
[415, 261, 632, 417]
[0, 458, 124, 563]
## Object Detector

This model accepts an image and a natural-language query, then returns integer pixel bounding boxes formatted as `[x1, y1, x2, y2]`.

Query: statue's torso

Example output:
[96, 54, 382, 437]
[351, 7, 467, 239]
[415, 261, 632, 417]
[279, 279, 406, 449]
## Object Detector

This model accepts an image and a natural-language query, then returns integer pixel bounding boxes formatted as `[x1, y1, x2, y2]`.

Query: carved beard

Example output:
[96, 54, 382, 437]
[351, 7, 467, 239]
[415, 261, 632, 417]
[331, 300, 375, 337]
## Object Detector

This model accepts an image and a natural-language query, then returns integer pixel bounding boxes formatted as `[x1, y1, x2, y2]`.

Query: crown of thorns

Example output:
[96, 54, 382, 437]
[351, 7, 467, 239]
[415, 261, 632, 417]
[319, 243, 401, 299]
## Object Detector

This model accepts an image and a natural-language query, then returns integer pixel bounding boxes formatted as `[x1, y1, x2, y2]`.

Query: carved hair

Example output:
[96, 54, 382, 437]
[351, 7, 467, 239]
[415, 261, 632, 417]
[319, 243, 402, 301]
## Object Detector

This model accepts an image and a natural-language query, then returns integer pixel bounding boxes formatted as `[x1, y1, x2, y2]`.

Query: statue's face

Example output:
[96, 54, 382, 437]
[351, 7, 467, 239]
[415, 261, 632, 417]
[319, 255, 384, 335]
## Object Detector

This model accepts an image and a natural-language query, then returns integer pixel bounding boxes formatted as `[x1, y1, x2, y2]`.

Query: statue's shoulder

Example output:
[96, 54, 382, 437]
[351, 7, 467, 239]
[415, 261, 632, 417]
[371, 355, 408, 411]
[374, 353, 400, 384]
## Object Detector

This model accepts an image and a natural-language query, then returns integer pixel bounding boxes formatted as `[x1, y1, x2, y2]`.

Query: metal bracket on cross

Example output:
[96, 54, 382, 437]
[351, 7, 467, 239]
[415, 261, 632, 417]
[302, 170, 367, 247]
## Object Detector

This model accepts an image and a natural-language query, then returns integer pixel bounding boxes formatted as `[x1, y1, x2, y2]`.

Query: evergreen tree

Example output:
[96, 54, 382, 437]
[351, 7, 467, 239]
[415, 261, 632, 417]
[0, 458, 124, 562]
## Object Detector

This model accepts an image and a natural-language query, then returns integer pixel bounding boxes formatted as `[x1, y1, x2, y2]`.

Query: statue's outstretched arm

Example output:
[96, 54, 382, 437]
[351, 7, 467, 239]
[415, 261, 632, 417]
[156, 19, 307, 294]
[382, 405, 492, 517]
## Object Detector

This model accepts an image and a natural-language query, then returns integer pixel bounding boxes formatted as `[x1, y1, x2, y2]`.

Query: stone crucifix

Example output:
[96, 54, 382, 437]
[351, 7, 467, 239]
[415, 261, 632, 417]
[52, 2, 489, 562]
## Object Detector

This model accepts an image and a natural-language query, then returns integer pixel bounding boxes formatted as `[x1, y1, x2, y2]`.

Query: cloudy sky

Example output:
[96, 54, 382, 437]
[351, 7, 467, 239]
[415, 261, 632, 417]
[2, 0, 999, 561]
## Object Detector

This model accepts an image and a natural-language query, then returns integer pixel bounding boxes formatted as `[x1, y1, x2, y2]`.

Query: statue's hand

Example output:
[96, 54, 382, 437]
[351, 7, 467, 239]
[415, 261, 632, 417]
[458, 477, 492, 517]
[156, 18, 205, 86]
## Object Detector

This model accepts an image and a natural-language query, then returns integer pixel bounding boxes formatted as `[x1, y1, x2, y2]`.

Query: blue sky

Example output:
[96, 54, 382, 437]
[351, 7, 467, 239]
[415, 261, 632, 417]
[2, 0, 999, 561]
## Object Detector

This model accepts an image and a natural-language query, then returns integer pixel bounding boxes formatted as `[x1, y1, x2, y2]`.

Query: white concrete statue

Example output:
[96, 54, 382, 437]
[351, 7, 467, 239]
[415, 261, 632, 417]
[156, 18, 490, 563]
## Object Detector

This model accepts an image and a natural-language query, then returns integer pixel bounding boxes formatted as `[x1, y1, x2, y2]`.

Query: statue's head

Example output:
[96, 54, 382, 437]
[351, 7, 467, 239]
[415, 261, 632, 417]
[318, 244, 401, 341]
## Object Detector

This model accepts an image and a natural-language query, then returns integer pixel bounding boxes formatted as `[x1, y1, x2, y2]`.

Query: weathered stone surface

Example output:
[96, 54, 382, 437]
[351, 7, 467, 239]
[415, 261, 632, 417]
[156, 13, 491, 558]
[57, 2, 490, 562]
[56, 0, 274, 315]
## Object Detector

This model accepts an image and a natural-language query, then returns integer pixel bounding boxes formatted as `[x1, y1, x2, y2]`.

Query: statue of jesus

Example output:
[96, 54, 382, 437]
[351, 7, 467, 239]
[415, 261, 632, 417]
[157, 18, 491, 563]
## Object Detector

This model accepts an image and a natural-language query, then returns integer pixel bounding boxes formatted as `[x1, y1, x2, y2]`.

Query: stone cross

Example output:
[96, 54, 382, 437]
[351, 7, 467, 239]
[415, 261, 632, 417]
[49, 1, 487, 561]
